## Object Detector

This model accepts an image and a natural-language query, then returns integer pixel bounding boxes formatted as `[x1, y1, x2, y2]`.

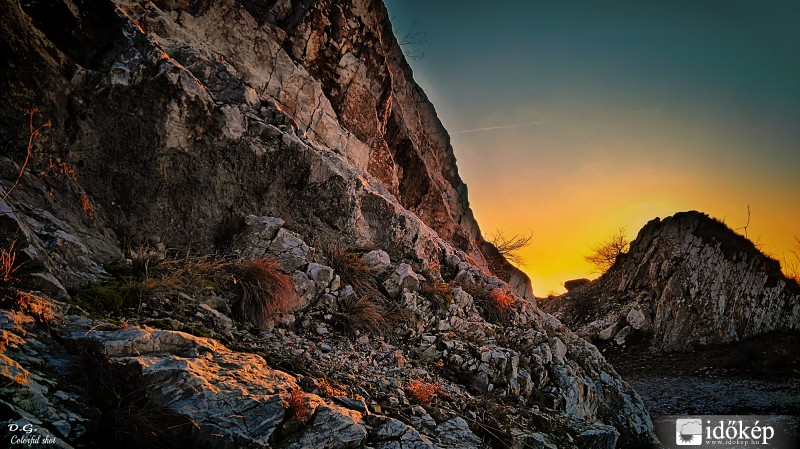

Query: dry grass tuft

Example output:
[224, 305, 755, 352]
[74, 254, 297, 328]
[14, 291, 56, 323]
[227, 258, 297, 330]
[0, 241, 21, 287]
[316, 239, 405, 335]
[316, 239, 381, 299]
[462, 283, 515, 323]
[407, 379, 443, 404]
[284, 387, 313, 424]
[111, 402, 194, 449]
[490, 289, 515, 312]
[335, 295, 388, 335]
[71, 338, 193, 448]
[419, 273, 454, 313]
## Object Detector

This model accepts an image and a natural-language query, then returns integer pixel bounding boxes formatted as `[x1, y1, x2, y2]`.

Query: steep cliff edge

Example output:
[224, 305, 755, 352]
[542, 211, 800, 352]
[1, 0, 654, 447]
[0, 0, 531, 299]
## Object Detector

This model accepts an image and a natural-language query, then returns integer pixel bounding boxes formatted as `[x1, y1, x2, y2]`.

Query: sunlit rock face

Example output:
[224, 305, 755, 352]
[1, 0, 659, 447]
[1, 0, 535, 295]
[544, 211, 800, 351]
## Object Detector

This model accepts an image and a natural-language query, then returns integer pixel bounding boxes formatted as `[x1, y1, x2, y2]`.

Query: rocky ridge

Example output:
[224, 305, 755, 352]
[542, 211, 800, 352]
[1, 0, 656, 447]
[2, 216, 657, 448]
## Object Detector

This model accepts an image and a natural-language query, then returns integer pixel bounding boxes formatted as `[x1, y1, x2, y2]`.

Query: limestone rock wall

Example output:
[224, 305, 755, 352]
[1, 0, 535, 294]
[615, 212, 800, 351]
[545, 211, 800, 352]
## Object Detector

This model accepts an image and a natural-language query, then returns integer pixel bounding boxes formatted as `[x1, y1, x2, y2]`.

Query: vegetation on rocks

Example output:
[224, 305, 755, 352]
[72, 254, 296, 331]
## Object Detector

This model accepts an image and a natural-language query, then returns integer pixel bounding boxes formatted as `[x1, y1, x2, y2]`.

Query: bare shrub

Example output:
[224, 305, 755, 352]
[487, 230, 532, 267]
[0, 110, 50, 207]
[782, 236, 800, 284]
[585, 228, 629, 273]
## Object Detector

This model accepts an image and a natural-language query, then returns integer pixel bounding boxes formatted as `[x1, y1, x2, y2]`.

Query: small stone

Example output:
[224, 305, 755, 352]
[421, 413, 437, 429]
[626, 306, 651, 331]
[614, 326, 632, 346]
[333, 396, 367, 413]
[362, 250, 392, 272]
[550, 337, 568, 364]
[598, 322, 618, 341]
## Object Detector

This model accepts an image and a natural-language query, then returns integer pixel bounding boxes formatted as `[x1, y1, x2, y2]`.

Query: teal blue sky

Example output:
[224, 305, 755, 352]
[385, 0, 800, 295]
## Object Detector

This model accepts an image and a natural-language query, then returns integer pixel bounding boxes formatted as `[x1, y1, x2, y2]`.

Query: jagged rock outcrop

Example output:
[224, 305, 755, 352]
[543, 211, 800, 351]
[0, 304, 462, 449]
[1, 0, 658, 447]
[0, 215, 658, 448]
[0, 0, 531, 298]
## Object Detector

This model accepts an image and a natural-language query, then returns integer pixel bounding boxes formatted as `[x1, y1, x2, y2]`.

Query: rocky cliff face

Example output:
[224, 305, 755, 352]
[0, 0, 533, 298]
[543, 211, 800, 352]
[1, 0, 655, 447]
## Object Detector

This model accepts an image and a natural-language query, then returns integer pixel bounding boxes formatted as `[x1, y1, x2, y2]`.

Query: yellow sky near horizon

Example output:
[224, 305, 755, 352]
[383, 0, 800, 298]
[455, 130, 800, 297]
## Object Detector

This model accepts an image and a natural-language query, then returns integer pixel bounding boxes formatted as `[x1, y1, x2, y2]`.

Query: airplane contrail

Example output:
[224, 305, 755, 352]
[451, 120, 547, 135]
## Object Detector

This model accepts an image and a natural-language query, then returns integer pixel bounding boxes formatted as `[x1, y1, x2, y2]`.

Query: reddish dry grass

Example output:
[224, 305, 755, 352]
[15, 291, 55, 323]
[228, 258, 297, 329]
[81, 194, 95, 219]
[284, 387, 312, 423]
[0, 241, 19, 287]
[407, 379, 442, 404]
[490, 289, 515, 312]
[462, 283, 516, 323]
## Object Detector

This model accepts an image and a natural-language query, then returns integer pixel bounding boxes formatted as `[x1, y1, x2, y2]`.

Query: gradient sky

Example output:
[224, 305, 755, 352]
[384, 0, 800, 296]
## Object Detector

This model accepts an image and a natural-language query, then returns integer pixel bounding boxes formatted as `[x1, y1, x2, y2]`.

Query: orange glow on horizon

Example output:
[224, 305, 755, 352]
[459, 146, 800, 297]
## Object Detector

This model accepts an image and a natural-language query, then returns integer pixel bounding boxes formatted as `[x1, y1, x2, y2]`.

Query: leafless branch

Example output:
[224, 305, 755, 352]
[395, 19, 427, 60]
[0, 110, 51, 206]
[585, 228, 629, 273]
[488, 229, 533, 267]
[734, 204, 751, 238]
